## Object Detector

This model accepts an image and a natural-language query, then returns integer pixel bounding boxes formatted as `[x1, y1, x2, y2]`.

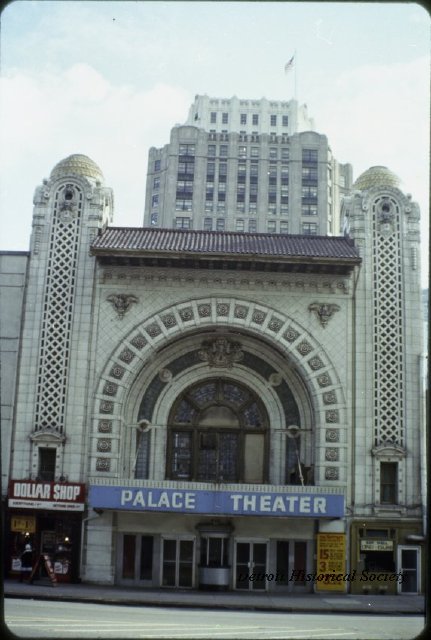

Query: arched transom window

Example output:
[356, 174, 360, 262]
[166, 379, 268, 483]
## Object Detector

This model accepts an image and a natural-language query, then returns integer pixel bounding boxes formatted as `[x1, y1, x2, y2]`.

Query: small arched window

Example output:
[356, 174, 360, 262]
[166, 379, 268, 483]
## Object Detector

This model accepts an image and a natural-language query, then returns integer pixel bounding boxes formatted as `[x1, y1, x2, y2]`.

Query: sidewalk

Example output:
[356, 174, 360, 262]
[3, 579, 425, 615]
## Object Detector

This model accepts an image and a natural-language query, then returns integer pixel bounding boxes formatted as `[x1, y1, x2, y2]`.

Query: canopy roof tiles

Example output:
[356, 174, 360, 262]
[91, 227, 361, 264]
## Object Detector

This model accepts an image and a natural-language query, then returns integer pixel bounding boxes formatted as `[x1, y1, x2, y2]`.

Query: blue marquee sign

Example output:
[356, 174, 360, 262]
[89, 485, 344, 518]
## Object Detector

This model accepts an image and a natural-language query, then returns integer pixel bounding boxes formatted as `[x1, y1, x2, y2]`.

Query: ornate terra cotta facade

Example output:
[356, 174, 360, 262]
[0, 156, 425, 595]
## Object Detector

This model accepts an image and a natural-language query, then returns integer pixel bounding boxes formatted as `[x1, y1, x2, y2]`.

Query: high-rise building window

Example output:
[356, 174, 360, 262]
[216, 218, 225, 231]
[210, 112, 217, 123]
[302, 186, 318, 203]
[302, 149, 318, 163]
[206, 182, 214, 200]
[178, 161, 195, 178]
[207, 162, 215, 178]
[217, 202, 226, 213]
[218, 162, 227, 180]
[267, 220, 277, 233]
[220, 145, 228, 157]
[175, 199, 192, 211]
[250, 147, 259, 158]
[179, 144, 195, 156]
[302, 167, 318, 184]
[302, 222, 317, 235]
[208, 145, 216, 157]
[151, 194, 159, 208]
[281, 148, 289, 163]
[281, 168, 289, 184]
[280, 204, 289, 216]
[249, 219, 257, 232]
[240, 113, 247, 125]
[154, 159, 161, 172]
[280, 221, 288, 233]
[204, 218, 213, 231]
[153, 177, 160, 189]
[268, 165, 277, 185]
[150, 212, 158, 226]
[302, 205, 317, 216]
[380, 462, 398, 504]
[238, 146, 247, 159]
[236, 202, 245, 213]
[236, 219, 245, 232]
[177, 180, 194, 196]
[222, 113, 228, 124]
[270, 115, 277, 127]
[269, 147, 278, 160]
[249, 202, 257, 214]
[205, 201, 214, 212]
[268, 203, 277, 214]
[282, 115, 288, 127]
[252, 114, 259, 126]
[175, 217, 191, 229]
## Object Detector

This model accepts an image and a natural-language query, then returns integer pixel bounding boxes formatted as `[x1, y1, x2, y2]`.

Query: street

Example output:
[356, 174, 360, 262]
[4, 598, 425, 639]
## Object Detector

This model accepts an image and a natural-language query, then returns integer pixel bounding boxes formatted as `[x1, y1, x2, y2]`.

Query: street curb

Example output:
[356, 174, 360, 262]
[4, 591, 425, 615]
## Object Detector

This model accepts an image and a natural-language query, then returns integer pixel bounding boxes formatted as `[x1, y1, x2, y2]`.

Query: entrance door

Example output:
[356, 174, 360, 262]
[162, 538, 194, 588]
[397, 546, 420, 594]
[235, 541, 267, 590]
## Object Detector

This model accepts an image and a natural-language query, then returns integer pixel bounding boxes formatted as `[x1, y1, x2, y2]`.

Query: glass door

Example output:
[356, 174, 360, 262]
[162, 538, 194, 588]
[397, 546, 420, 594]
[235, 541, 267, 590]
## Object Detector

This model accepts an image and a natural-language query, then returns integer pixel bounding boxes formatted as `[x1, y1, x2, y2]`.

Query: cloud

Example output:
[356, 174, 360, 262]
[0, 64, 192, 246]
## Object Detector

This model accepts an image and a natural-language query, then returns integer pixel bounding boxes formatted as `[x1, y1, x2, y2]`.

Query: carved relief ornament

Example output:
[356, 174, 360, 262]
[106, 294, 138, 319]
[198, 337, 244, 369]
[308, 303, 340, 327]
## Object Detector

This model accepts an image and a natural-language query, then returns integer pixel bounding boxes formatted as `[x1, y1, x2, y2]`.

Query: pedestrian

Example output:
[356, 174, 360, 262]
[20, 544, 33, 582]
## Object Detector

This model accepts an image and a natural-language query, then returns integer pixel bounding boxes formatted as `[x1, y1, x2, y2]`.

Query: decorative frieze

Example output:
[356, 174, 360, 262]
[234, 305, 248, 319]
[308, 356, 324, 371]
[326, 409, 339, 423]
[198, 304, 211, 317]
[109, 364, 126, 379]
[102, 381, 118, 397]
[283, 328, 300, 342]
[216, 303, 230, 316]
[325, 467, 339, 480]
[98, 421, 112, 433]
[119, 348, 135, 364]
[251, 310, 266, 325]
[130, 334, 147, 349]
[96, 458, 111, 472]
[268, 317, 283, 332]
[296, 341, 313, 356]
[325, 448, 339, 462]
[325, 429, 340, 442]
[99, 400, 114, 414]
[323, 391, 337, 405]
[145, 323, 162, 338]
[97, 439, 112, 452]
[317, 373, 332, 387]
[179, 307, 194, 321]
[161, 314, 177, 328]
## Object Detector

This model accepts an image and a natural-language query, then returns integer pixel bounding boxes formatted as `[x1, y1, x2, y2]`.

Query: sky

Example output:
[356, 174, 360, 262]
[0, 0, 429, 283]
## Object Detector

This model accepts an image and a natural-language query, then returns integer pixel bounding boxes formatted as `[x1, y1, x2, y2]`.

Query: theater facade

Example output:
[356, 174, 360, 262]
[2, 156, 425, 593]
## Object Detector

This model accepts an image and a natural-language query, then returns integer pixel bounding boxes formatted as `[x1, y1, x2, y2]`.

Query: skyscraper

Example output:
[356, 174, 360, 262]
[143, 96, 352, 235]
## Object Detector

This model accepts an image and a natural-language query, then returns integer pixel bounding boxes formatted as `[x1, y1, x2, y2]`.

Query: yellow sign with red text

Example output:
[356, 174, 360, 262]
[316, 533, 346, 591]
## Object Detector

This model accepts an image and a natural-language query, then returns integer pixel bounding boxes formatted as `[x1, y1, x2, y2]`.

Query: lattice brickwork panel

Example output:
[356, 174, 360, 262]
[34, 184, 83, 431]
[372, 197, 404, 446]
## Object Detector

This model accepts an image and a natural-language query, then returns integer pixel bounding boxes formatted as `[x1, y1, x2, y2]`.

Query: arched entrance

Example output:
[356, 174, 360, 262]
[166, 378, 269, 484]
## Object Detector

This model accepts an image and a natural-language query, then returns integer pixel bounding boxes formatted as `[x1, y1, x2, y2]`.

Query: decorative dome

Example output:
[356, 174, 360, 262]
[50, 154, 104, 182]
[353, 166, 400, 191]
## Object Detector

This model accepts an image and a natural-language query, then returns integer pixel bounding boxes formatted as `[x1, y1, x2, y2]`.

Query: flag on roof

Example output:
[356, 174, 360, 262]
[284, 56, 295, 73]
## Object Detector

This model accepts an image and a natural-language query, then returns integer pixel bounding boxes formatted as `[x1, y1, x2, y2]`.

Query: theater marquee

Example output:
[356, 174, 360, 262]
[89, 485, 345, 518]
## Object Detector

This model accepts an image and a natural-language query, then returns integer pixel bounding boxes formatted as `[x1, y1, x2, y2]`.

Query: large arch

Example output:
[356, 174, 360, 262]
[89, 297, 347, 485]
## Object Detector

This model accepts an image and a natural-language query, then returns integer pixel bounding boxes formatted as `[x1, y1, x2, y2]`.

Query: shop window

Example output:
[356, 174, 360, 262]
[363, 551, 395, 573]
[122, 535, 136, 579]
[38, 448, 56, 481]
[167, 379, 268, 483]
[380, 462, 397, 503]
